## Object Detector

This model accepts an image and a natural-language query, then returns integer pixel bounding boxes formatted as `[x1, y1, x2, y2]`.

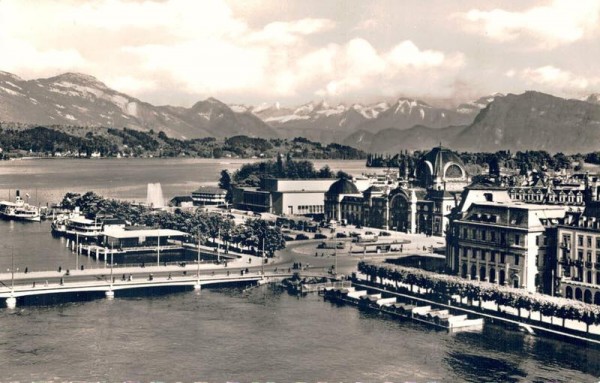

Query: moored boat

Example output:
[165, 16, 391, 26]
[323, 284, 484, 332]
[0, 190, 41, 222]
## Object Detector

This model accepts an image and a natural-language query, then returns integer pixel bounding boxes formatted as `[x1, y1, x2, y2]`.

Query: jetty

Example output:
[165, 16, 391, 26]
[323, 283, 484, 332]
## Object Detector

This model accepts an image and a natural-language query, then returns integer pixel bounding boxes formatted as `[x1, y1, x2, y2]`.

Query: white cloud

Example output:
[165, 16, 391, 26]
[313, 39, 464, 99]
[0, 0, 467, 105]
[510, 65, 600, 93]
[456, 0, 600, 49]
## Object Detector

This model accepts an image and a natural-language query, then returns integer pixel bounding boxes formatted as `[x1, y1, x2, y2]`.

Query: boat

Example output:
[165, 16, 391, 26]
[0, 190, 41, 222]
[323, 285, 484, 332]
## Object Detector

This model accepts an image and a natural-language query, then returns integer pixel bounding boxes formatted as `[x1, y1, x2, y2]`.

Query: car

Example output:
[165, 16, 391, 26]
[336, 232, 348, 238]
[314, 233, 327, 239]
[349, 231, 360, 237]
[355, 225, 362, 229]
[295, 233, 309, 240]
[379, 231, 391, 236]
[283, 235, 294, 241]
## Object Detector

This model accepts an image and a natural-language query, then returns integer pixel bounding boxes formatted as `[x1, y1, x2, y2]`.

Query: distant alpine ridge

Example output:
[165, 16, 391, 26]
[1, 71, 600, 153]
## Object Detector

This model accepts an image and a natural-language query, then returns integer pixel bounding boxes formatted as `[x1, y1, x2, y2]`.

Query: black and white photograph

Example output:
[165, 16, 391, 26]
[1, 0, 600, 382]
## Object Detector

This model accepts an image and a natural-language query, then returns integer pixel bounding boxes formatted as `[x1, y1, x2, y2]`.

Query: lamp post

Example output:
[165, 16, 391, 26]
[75, 232, 79, 272]
[6, 248, 18, 309]
[194, 228, 201, 290]
[157, 228, 161, 266]
[261, 235, 265, 277]
[216, 228, 221, 263]
[106, 242, 115, 299]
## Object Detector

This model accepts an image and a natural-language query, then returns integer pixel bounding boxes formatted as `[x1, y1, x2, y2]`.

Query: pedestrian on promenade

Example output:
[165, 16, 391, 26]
[32, 281, 35, 288]
[24, 267, 28, 274]
[58, 266, 62, 273]
[60, 278, 64, 285]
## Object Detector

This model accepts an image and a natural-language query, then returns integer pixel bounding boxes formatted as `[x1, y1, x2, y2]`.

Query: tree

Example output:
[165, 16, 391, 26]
[336, 170, 352, 180]
[317, 165, 334, 178]
[219, 169, 233, 203]
[245, 219, 285, 257]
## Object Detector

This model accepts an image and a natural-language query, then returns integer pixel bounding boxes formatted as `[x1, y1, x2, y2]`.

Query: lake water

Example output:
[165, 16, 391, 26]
[0, 158, 599, 382]
[0, 157, 373, 205]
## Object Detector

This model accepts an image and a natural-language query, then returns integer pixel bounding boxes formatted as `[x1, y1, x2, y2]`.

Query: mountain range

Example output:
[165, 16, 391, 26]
[2, 71, 600, 154]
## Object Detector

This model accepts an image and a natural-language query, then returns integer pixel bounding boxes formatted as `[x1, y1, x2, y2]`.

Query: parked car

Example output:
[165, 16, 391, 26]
[295, 233, 310, 240]
[314, 233, 328, 239]
[283, 235, 295, 241]
[336, 232, 348, 238]
[349, 231, 360, 238]
[379, 231, 391, 236]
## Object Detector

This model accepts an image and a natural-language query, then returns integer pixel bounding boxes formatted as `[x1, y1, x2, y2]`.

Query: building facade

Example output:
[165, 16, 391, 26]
[191, 187, 227, 206]
[234, 178, 337, 216]
[556, 207, 600, 304]
[446, 201, 566, 293]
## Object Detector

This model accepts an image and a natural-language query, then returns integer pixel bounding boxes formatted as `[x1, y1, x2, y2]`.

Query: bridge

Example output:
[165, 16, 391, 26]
[0, 262, 337, 309]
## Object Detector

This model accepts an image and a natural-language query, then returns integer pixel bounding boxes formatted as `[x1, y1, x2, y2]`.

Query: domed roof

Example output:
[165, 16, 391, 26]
[420, 146, 465, 177]
[326, 178, 360, 195]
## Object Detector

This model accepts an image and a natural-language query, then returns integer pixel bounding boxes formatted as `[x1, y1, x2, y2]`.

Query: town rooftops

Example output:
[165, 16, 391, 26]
[473, 201, 567, 210]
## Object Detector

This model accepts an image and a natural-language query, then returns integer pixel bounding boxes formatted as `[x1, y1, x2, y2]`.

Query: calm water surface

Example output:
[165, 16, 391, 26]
[0, 158, 372, 205]
[0, 159, 599, 382]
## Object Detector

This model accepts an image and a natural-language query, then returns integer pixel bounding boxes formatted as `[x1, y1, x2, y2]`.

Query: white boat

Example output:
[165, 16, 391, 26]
[0, 190, 41, 222]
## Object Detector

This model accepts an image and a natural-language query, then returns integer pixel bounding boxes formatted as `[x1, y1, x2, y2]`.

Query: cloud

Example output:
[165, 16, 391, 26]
[0, 0, 467, 105]
[456, 0, 600, 49]
[313, 39, 465, 100]
[509, 65, 600, 93]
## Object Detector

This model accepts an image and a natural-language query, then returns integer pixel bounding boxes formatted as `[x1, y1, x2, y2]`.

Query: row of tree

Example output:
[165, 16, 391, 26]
[229, 154, 350, 187]
[0, 125, 367, 160]
[366, 150, 586, 174]
[358, 262, 600, 331]
[60, 192, 286, 257]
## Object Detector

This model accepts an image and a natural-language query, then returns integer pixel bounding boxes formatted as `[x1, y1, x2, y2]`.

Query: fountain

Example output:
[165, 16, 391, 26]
[146, 183, 165, 208]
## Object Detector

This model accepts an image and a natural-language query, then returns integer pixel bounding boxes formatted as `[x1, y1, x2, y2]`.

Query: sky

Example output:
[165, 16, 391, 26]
[1, 0, 600, 107]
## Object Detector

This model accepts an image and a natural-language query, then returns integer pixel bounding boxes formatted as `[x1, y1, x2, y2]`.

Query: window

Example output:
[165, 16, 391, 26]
[587, 251, 592, 263]
[481, 250, 486, 260]
[588, 236, 593, 247]
[491, 232, 496, 242]
[500, 253, 506, 263]
[472, 249, 477, 259]
[484, 193, 493, 202]
[514, 234, 520, 246]
[514, 254, 520, 266]
[597, 237, 600, 249]
[490, 252, 496, 262]
[578, 235, 584, 246]
[472, 229, 477, 239]
[481, 230, 486, 241]
[578, 250, 584, 260]
[501, 232, 506, 245]
[463, 228, 468, 239]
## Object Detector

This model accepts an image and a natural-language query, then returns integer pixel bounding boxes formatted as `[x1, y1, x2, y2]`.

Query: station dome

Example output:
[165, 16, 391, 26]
[326, 178, 360, 196]
[416, 146, 468, 190]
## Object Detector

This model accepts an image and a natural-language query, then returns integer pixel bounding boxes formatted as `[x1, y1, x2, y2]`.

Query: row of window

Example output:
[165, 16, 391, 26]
[459, 226, 524, 246]
[510, 192, 583, 204]
[459, 246, 520, 265]
[296, 205, 324, 214]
